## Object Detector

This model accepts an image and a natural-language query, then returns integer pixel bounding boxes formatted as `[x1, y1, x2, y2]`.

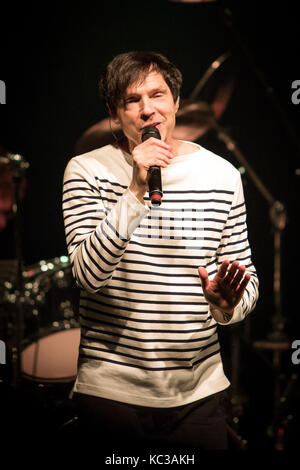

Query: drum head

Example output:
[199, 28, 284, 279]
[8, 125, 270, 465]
[22, 328, 80, 382]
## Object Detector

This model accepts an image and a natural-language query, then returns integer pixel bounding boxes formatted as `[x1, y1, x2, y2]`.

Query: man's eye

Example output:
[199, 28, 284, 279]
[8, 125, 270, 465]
[126, 97, 138, 103]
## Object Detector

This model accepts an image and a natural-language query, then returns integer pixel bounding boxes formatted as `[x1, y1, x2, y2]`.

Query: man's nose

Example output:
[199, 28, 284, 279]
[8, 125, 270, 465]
[140, 97, 155, 119]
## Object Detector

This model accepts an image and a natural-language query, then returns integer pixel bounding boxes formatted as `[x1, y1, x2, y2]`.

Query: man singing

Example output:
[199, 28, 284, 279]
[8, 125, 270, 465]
[62, 51, 259, 450]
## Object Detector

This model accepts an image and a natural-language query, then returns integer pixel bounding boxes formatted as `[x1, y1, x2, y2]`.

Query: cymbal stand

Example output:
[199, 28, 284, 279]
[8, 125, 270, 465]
[186, 3, 296, 448]
[189, 5, 291, 339]
[217, 2, 299, 338]
[227, 323, 249, 450]
[215, 129, 291, 449]
[218, 5, 300, 159]
[216, 129, 287, 339]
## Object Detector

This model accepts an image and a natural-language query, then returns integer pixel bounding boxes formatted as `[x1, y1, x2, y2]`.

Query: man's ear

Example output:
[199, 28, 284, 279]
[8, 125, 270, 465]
[175, 97, 180, 113]
[111, 115, 120, 126]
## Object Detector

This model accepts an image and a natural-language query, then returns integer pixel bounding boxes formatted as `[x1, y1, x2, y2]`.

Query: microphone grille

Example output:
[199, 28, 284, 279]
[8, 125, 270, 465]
[141, 126, 161, 142]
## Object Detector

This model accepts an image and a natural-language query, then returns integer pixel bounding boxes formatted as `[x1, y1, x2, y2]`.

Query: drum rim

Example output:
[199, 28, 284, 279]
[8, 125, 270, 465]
[21, 321, 80, 350]
[21, 371, 77, 383]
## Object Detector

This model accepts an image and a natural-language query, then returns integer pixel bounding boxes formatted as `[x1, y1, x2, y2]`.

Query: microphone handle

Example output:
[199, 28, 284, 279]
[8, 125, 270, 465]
[148, 166, 162, 206]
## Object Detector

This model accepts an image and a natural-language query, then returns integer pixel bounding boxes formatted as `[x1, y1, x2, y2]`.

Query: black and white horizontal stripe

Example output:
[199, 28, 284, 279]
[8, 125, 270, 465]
[62, 144, 258, 405]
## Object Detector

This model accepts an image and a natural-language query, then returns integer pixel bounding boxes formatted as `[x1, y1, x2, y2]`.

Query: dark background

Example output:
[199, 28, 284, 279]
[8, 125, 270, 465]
[0, 0, 299, 453]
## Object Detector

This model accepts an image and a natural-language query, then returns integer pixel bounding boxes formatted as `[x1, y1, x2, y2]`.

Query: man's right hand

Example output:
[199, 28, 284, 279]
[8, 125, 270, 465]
[129, 137, 174, 203]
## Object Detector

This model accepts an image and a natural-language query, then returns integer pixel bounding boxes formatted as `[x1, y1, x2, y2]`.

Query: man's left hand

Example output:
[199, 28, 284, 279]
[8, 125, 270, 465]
[198, 260, 251, 322]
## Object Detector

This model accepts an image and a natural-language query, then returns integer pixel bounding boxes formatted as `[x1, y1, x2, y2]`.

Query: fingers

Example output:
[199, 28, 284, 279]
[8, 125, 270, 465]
[143, 137, 172, 153]
[227, 262, 245, 288]
[198, 261, 251, 312]
[216, 260, 230, 280]
[131, 139, 174, 189]
[133, 138, 174, 169]
[140, 137, 174, 157]
[220, 260, 250, 293]
[197, 266, 209, 291]
[236, 272, 251, 296]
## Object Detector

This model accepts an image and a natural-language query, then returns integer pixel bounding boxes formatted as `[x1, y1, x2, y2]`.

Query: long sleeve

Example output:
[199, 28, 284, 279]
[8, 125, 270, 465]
[62, 155, 149, 293]
[215, 172, 259, 325]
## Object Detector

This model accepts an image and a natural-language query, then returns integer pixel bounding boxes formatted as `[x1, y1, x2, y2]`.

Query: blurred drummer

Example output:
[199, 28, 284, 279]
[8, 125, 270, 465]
[0, 145, 27, 233]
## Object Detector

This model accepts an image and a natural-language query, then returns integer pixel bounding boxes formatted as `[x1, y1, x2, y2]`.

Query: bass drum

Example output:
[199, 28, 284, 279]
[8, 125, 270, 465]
[20, 256, 80, 383]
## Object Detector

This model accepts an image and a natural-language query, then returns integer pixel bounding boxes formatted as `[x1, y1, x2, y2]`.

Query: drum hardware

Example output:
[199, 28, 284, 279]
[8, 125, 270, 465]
[252, 340, 296, 450]
[1, 255, 80, 387]
[20, 257, 80, 383]
[184, 16, 292, 444]
[187, 0, 295, 342]
[184, 79, 289, 446]
[216, 127, 290, 449]
[226, 323, 249, 450]
[3, 152, 30, 390]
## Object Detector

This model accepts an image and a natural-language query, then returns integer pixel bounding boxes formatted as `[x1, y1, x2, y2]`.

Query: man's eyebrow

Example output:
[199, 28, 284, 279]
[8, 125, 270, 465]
[125, 92, 140, 99]
[150, 87, 167, 94]
[125, 86, 167, 98]
[125, 84, 168, 97]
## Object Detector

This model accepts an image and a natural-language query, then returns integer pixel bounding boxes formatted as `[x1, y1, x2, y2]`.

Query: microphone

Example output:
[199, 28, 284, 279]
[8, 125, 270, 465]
[141, 126, 163, 206]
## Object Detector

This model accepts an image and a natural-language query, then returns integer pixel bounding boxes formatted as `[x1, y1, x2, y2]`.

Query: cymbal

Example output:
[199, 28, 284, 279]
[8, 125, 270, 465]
[190, 51, 236, 120]
[75, 119, 123, 155]
[173, 100, 216, 141]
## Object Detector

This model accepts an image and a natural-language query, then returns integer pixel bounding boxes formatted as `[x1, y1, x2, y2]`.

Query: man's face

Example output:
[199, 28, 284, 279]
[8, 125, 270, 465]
[112, 70, 179, 153]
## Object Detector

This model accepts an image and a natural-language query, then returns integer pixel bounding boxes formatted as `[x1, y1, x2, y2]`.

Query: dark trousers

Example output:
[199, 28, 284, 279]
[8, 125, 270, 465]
[73, 390, 229, 451]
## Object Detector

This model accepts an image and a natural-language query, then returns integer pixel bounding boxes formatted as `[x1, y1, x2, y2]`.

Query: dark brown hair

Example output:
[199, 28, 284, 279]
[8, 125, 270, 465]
[99, 51, 183, 118]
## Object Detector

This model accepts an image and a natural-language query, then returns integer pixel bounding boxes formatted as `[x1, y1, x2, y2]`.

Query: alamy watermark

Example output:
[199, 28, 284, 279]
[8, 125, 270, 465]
[104, 203, 205, 242]
[0, 340, 6, 364]
[0, 80, 6, 104]
[291, 80, 300, 105]
[291, 339, 300, 365]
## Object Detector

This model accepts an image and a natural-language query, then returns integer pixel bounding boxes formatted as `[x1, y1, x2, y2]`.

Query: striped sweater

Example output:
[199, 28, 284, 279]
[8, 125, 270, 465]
[62, 142, 258, 407]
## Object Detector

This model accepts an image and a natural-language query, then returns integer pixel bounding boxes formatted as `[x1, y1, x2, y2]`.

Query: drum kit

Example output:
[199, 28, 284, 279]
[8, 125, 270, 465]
[1, 256, 80, 383]
[0, 254, 80, 385]
[0, 152, 80, 393]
